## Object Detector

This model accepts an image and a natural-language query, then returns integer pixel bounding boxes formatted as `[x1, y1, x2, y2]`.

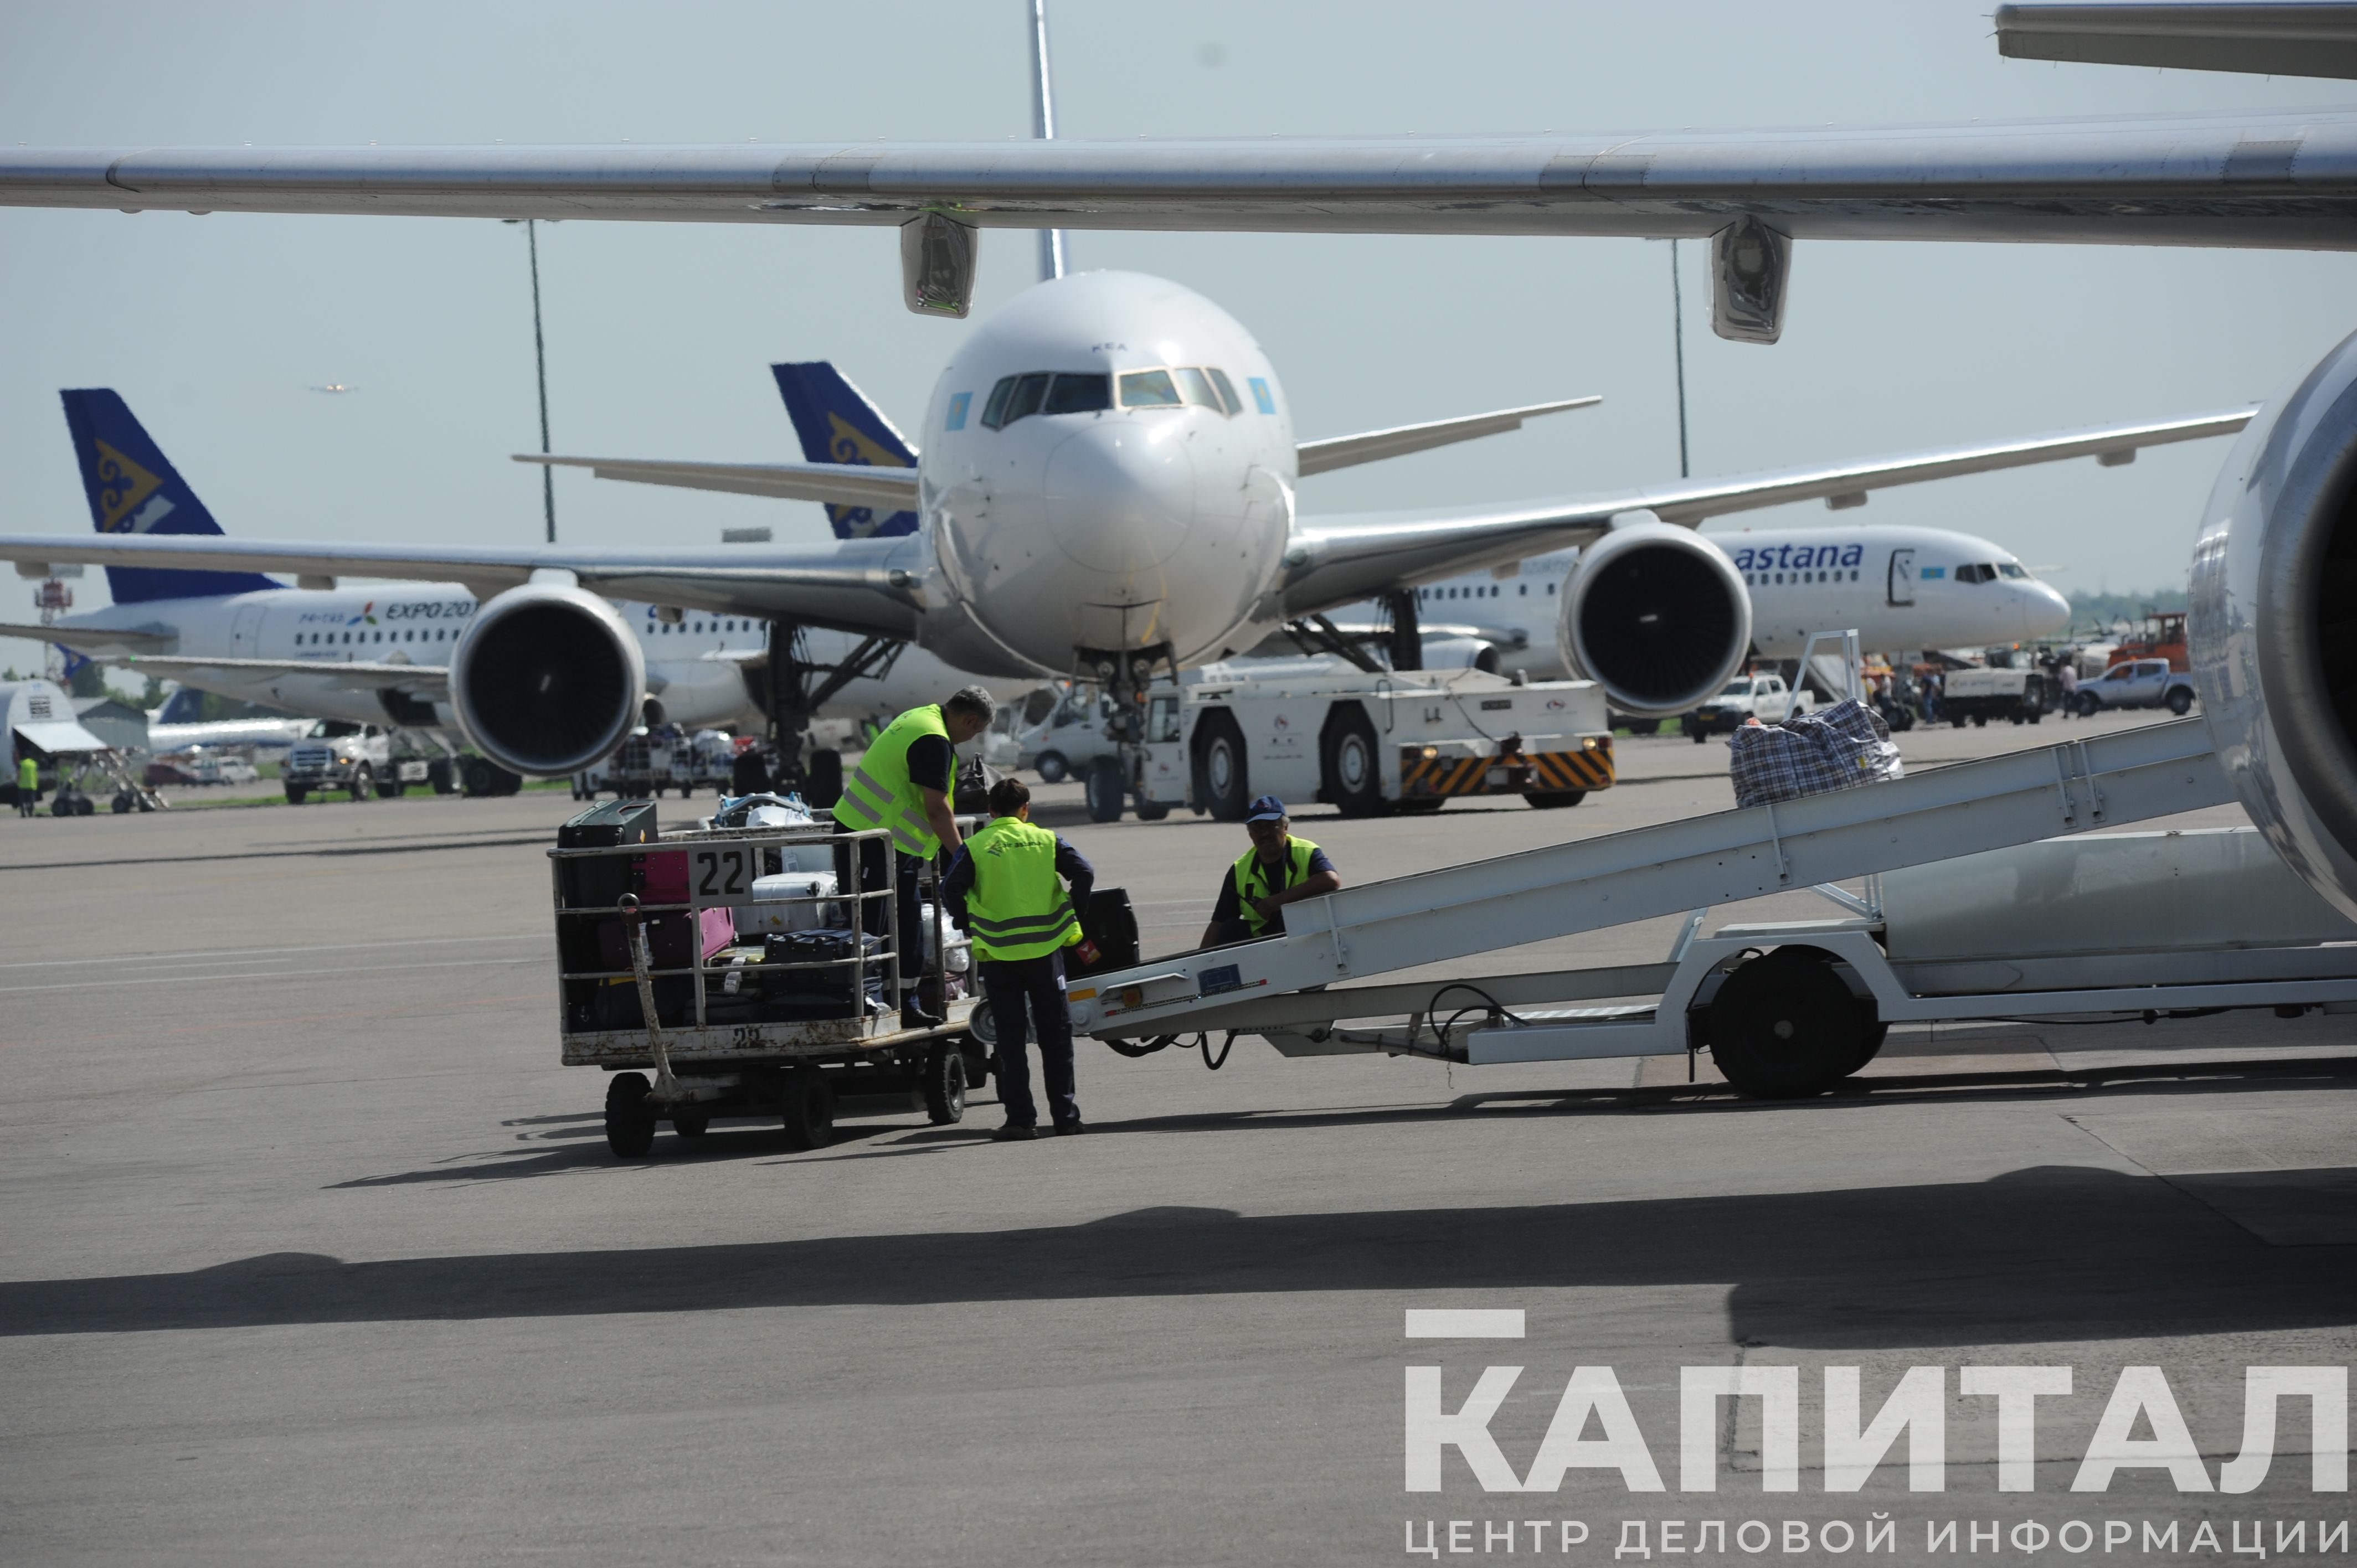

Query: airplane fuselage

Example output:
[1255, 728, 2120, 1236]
[913, 270, 1295, 677]
[54, 584, 1001, 736]
[1401, 523, 2072, 678]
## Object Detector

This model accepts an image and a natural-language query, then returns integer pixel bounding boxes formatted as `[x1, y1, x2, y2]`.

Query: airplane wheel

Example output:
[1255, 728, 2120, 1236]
[1707, 949, 1867, 1100]
[1084, 756, 1125, 823]
[604, 1072, 656, 1158]
[1035, 751, 1068, 785]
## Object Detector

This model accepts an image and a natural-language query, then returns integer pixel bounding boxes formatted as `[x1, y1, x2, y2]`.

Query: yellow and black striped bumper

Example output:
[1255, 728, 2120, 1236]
[1399, 740, 1615, 798]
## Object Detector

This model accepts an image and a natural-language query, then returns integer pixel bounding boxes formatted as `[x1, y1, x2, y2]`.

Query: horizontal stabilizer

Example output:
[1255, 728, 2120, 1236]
[516, 452, 921, 510]
[101, 653, 451, 693]
[0, 620, 173, 652]
[1298, 396, 1601, 477]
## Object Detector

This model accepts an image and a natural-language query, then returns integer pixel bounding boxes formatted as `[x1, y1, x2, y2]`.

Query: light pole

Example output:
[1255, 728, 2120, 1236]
[1670, 238, 1691, 479]
[520, 218, 556, 543]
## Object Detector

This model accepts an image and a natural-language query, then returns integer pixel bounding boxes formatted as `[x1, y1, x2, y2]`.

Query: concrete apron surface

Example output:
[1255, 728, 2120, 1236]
[1, 708, 2349, 1566]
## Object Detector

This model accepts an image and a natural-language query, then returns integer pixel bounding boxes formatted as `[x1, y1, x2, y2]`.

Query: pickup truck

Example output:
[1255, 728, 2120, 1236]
[1682, 673, 1809, 742]
[1940, 667, 2054, 727]
[283, 721, 447, 802]
[2072, 658, 2196, 717]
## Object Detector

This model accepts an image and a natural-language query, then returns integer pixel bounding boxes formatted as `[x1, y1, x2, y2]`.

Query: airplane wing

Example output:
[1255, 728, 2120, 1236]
[1996, 2, 2357, 80]
[513, 453, 921, 507]
[1279, 408, 2252, 614]
[96, 654, 452, 693]
[0, 620, 174, 652]
[0, 536, 927, 641]
[1297, 398, 1601, 477]
[6, 112, 2357, 247]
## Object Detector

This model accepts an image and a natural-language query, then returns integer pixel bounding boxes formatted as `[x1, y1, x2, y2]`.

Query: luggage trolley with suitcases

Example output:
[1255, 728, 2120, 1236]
[548, 800, 990, 1159]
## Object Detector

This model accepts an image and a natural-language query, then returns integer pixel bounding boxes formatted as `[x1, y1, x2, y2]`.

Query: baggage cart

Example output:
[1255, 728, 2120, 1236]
[549, 801, 988, 1157]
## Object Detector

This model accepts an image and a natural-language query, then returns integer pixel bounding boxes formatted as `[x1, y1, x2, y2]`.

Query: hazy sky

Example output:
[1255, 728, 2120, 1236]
[4, 1, 2356, 677]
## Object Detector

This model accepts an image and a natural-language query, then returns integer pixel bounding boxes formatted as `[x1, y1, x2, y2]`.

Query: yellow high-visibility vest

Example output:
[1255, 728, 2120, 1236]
[831, 704, 954, 857]
[961, 816, 1080, 962]
[1232, 837, 1321, 937]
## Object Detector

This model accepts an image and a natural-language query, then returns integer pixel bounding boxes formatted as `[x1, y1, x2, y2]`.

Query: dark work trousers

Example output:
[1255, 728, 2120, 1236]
[836, 827, 928, 996]
[982, 950, 1077, 1129]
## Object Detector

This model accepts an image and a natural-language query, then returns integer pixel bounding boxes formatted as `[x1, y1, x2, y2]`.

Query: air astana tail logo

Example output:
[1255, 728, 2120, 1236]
[825, 413, 913, 539]
[92, 439, 173, 533]
[826, 412, 909, 470]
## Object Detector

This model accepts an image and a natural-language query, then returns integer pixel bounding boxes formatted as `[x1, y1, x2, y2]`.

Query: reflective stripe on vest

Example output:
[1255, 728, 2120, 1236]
[831, 703, 954, 857]
[963, 816, 1079, 962]
[1232, 836, 1321, 937]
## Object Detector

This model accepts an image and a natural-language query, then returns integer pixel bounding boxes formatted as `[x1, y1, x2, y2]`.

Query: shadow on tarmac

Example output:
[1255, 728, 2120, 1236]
[7, 1164, 2350, 1347]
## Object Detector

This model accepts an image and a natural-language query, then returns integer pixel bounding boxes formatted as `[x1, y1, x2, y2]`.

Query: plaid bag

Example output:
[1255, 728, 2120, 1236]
[1728, 698, 1904, 808]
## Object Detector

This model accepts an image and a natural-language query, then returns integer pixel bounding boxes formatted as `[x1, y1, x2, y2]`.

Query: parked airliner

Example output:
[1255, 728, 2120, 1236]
[1376, 524, 2069, 681]
[1, 391, 1029, 770]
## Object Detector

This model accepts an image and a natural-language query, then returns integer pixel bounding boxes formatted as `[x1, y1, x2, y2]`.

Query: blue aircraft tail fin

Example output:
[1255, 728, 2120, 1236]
[59, 389, 283, 605]
[770, 362, 919, 539]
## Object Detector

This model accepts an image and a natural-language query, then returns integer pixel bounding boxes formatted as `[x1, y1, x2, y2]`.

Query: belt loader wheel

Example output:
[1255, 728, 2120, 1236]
[604, 1071, 657, 1158]
[779, 1065, 835, 1151]
[923, 1040, 968, 1125]
[1707, 949, 1869, 1099]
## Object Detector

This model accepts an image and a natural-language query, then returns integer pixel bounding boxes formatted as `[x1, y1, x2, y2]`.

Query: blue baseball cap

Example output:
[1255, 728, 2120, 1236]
[1244, 795, 1289, 823]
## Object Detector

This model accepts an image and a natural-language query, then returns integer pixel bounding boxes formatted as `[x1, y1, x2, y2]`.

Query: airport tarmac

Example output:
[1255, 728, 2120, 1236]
[2, 708, 2350, 1565]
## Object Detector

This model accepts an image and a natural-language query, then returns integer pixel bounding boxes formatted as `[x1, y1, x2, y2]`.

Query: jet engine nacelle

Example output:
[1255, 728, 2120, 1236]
[1556, 522, 1752, 717]
[447, 582, 646, 778]
[1419, 635, 1504, 675]
[2194, 326, 2357, 925]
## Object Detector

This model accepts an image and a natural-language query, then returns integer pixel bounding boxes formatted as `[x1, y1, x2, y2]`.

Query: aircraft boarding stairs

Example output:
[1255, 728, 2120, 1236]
[1066, 718, 2249, 1072]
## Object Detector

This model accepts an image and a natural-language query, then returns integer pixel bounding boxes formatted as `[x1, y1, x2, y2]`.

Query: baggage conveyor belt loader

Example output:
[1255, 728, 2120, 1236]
[1066, 718, 2357, 1097]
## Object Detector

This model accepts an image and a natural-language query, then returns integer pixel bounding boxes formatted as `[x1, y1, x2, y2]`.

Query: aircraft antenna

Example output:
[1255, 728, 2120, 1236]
[1027, 0, 1069, 281]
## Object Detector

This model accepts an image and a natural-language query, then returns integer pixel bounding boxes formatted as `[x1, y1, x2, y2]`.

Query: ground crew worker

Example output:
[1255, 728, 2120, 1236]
[831, 685, 997, 1028]
[1200, 795, 1341, 948]
[15, 752, 38, 817]
[944, 776, 1094, 1140]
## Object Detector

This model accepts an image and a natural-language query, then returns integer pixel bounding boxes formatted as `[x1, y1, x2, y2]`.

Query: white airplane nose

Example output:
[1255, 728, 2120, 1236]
[2026, 582, 2071, 636]
[1043, 419, 1196, 574]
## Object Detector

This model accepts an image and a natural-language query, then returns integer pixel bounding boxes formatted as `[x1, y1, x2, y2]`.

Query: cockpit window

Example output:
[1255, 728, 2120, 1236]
[1043, 373, 1111, 415]
[1998, 562, 2029, 580]
[1174, 367, 1223, 411]
[1120, 366, 1238, 414]
[1953, 563, 1999, 585]
[982, 371, 1111, 429]
[1119, 369, 1182, 408]
[983, 373, 1048, 429]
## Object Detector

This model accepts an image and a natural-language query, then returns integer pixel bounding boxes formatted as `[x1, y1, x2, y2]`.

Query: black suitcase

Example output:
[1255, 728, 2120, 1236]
[1072, 887, 1139, 977]
[557, 800, 659, 1030]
